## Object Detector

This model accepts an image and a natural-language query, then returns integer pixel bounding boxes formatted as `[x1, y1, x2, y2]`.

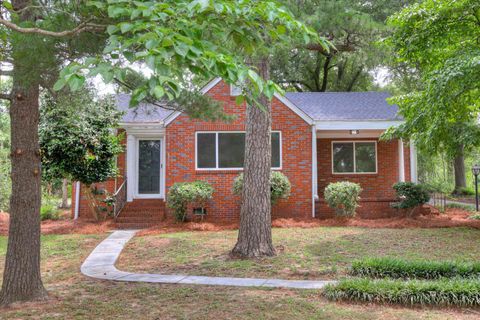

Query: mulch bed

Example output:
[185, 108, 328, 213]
[1, 206, 480, 237]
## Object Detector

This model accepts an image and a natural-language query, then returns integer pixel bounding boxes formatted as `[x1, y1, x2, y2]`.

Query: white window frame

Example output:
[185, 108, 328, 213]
[135, 138, 163, 199]
[195, 131, 282, 170]
[331, 140, 378, 174]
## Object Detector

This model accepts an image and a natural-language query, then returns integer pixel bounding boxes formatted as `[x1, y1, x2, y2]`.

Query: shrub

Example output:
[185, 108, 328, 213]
[391, 182, 430, 213]
[324, 278, 480, 307]
[167, 181, 214, 222]
[233, 171, 291, 205]
[446, 202, 476, 213]
[324, 182, 362, 217]
[469, 213, 480, 220]
[40, 203, 61, 221]
[350, 257, 480, 279]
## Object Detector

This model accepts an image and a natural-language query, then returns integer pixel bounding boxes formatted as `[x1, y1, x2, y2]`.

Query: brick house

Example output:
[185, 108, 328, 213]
[71, 78, 416, 227]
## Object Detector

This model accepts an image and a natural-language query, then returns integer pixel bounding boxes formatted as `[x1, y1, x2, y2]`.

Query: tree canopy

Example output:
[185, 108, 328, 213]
[384, 0, 480, 158]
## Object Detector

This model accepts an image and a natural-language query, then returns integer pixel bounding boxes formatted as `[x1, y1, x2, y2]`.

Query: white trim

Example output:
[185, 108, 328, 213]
[317, 130, 384, 139]
[135, 138, 163, 199]
[164, 78, 222, 126]
[316, 120, 403, 131]
[311, 126, 317, 218]
[161, 134, 167, 198]
[331, 141, 378, 174]
[273, 93, 315, 125]
[195, 131, 282, 171]
[121, 123, 165, 135]
[398, 139, 405, 182]
[74, 181, 80, 220]
[410, 140, 418, 183]
[164, 77, 315, 127]
[230, 84, 242, 96]
[126, 135, 136, 202]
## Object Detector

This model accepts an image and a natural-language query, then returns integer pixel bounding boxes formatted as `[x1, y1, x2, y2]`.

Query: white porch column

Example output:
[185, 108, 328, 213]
[311, 126, 318, 218]
[126, 134, 136, 202]
[410, 140, 418, 183]
[398, 138, 405, 182]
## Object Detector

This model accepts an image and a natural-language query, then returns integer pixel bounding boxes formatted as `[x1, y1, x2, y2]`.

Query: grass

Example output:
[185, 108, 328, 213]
[117, 227, 480, 280]
[1, 228, 480, 318]
[350, 257, 480, 279]
[324, 278, 480, 307]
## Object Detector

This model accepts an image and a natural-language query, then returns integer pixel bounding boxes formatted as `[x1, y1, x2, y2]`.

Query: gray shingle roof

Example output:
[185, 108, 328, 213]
[116, 93, 173, 123]
[285, 92, 401, 121]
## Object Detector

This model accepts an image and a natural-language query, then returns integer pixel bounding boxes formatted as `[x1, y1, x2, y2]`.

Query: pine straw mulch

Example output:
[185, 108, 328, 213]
[0, 210, 114, 236]
[1, 206, 480, 237]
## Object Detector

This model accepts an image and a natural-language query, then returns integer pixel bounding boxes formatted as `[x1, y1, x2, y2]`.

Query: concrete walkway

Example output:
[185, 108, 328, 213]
[81, 230, 336, 289]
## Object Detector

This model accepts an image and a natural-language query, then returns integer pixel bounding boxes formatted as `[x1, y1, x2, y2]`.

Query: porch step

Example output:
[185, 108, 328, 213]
[114, 222, 161, 229]
[114, 199, 166, 229]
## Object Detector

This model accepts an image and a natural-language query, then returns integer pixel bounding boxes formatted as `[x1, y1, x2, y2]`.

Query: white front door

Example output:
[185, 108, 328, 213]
[135, 139, 162, 198]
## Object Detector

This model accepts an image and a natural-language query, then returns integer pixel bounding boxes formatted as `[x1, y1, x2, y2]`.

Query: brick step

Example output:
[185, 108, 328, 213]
[116, 216, 164, 223]
[122, 207, 165, 212]
[119, 211, 165, 217]
[114, 222, 162, 229]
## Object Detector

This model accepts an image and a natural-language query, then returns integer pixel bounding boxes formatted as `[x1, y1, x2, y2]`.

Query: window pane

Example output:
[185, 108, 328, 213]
[355, 142, 376, 173]
[197, 133, 216, 168]
[218, 133, 245, 168]
[138, 140, 160, 194]
[271, 132, 281, 168]
[333, 143, 354, 173]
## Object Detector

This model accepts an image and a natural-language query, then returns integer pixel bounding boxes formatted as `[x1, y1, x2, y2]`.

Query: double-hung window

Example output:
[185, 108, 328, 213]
[196, 131, 281, 169]
[332, 141, 377, 174]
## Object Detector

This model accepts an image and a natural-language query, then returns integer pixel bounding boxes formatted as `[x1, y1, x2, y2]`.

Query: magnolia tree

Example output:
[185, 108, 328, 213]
[40, 89, 123, 220]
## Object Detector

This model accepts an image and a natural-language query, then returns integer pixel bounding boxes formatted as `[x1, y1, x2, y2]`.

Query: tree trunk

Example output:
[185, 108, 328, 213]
[453, 144, 467, 194]
[231, 56, 276, 258]
[60, 178, 69, 208]
[0, 0, 48, 306]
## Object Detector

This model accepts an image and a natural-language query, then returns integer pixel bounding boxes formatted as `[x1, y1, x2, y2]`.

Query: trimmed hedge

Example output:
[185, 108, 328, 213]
[350, 257, 480, 280]
[324, 278, 480, 307]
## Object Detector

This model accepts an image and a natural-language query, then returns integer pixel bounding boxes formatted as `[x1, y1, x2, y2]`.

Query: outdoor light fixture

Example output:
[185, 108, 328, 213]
[350, 130, 359, 135]
[472, 164, 480, 212]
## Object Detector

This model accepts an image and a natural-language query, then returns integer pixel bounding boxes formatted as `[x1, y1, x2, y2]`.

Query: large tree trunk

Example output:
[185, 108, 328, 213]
[0, 0, 48, 306]
[231, 57, 276, 258]
[60, 178, 69, 208]
[453, 144, 467, 194]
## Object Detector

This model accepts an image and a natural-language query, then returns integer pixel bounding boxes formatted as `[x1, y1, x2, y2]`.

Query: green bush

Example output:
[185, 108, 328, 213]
[40, 203, 61, 221]
[446, 202, 476, 212]
[469, 213, 480, 220]
[324, 182, 362, 217]
[350, 257, 480, 279]
[391, 182, 430, 210]
[167, 181, 214, 222]
[324, 278, 480, 307]
[233, 171, 291, 205]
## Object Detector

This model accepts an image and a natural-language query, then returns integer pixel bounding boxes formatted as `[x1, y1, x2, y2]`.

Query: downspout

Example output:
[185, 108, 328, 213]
[74, 181, 80, 220]
[312, 125, 318, 218]
[398, 139, 405, 182]
[410, 140, 418, 183]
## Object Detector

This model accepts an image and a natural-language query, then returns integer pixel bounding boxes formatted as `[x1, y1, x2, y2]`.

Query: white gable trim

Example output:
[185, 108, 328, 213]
[164, 78, 222, 126]
[274, 92, 314, 125]
[164, 77, 315, 127]
[316, 120, 403, 131]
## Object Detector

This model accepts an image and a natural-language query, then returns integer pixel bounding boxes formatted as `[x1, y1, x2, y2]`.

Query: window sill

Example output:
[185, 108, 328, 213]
[195, 169, 244, 175]
[330, 173, 378, 177]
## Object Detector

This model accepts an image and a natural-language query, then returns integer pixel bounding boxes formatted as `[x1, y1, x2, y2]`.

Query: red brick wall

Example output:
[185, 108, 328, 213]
[315, 138, 411, 218]
[166, 80, 313, 221]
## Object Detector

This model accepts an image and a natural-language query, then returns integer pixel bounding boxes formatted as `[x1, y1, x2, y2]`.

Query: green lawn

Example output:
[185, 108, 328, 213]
[117, 227, 480, 280]
[1, 228, 480, 319]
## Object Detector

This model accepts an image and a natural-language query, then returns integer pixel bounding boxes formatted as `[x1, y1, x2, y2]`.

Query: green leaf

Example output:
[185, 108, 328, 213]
[120, 23, 134, 34]
[53, 78, 66, 91]
[68, 75, 85, 91]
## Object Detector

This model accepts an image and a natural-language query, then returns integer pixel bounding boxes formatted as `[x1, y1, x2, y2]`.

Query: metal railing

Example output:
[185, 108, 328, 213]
[113, 179, 127, 219]
[430, 192, 446, 212]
